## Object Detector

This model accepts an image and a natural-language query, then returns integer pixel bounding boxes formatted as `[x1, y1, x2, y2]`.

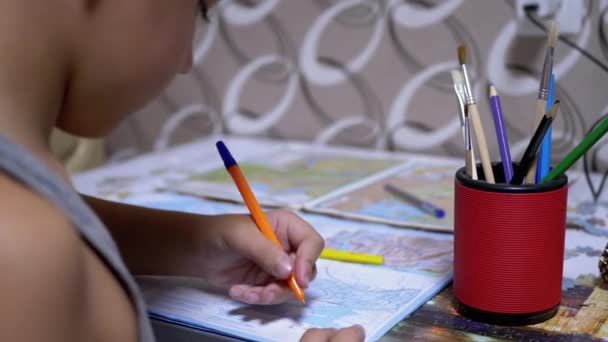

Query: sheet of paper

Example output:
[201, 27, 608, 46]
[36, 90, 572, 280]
[564, 171, 608, 237]
[563, 228, 607, 282]
[165, 142, 406, 208]
[123, 192, 453, 342]
[306, 155, 461, 233]
[72, 136, 278, 200]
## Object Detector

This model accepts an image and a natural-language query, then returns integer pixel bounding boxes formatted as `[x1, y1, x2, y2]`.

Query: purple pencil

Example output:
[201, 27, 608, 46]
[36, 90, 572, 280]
[489, 85, 514, 183]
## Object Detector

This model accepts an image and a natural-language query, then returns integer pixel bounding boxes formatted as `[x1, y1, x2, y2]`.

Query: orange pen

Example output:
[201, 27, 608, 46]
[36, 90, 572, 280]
[216, 140, 305, 303]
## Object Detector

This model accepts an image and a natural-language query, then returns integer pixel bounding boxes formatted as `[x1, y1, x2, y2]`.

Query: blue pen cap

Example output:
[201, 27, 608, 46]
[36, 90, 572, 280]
[421, 202, 445, 219]
[216, 140, 237, 168]
[434, 209, 446, 219]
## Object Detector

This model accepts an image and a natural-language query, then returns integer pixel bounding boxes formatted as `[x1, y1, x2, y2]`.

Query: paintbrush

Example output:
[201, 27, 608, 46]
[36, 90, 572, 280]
[451, 69, 467, 130]
[458, 44, 495, 183]
[464, 107, 476, 179]
[526, 20, 559, 183]
[511, 101, 560, 185]
[451, 69, 477, 180]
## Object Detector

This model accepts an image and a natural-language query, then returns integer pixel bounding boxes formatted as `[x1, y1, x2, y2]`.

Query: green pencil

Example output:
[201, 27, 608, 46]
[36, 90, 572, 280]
[541, 116, 608, 183]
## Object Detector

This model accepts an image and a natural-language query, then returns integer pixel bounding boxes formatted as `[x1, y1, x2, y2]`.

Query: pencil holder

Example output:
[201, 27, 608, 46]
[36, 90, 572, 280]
[453, 163, 568, 325]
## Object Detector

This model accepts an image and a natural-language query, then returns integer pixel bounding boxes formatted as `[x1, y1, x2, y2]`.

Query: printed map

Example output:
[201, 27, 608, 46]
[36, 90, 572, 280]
[309, 160, 459, 232]
[123, 192, 453, 342]
[167, 146, 402, 207]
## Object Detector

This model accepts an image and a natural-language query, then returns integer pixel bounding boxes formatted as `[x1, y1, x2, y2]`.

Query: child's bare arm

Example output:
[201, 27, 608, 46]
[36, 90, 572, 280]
[0, 176, 88, 342]
[83, 194, 211, 276]
[83, 195, 325, 305]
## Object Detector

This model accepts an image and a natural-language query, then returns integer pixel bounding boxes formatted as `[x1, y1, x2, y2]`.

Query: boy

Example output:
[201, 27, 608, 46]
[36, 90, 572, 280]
[0, 1, 364, 341]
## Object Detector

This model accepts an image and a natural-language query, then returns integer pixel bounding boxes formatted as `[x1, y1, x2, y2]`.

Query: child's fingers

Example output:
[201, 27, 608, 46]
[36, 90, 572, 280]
[226, 220, 294, 279]
[300, 328, 338, 341]
[229, 283, 291, 305]
[331, 325, 365, 342]
[266, 211, 324, 288]
[300, 325, 365, 342]
[294, 236, 323, 288]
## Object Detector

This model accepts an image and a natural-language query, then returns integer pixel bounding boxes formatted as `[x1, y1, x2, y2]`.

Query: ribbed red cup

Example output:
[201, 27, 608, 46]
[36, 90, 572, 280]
[453, 163, 568, 325]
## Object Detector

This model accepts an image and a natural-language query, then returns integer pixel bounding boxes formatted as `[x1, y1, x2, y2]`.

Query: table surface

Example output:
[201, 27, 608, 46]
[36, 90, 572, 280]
[381, 281, 608, 341]
[74, 136, 608, 341]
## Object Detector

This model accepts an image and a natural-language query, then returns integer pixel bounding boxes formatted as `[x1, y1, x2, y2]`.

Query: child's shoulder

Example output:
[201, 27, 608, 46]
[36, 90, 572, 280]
[0, 172, 140, 340]
[0, 172, 91, 338]
[0, 171, 85, 285]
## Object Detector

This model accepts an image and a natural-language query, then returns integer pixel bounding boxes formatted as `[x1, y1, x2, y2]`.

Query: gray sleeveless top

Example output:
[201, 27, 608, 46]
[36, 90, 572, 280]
[0, 136, 154, 341]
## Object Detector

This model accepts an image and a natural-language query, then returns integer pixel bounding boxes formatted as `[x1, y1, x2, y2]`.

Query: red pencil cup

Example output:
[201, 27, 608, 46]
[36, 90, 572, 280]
[453, 163, 568, 325]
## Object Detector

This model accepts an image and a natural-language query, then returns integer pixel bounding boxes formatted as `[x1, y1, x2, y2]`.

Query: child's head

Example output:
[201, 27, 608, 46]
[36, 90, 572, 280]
[6, 0, 214, 138]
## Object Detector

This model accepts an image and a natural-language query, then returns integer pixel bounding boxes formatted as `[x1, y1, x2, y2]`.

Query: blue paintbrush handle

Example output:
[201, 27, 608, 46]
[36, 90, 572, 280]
[537, 74, 555, 183]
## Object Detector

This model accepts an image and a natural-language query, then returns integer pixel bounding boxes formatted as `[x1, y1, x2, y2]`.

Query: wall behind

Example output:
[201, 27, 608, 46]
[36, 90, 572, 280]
[107, 0, 608, 170]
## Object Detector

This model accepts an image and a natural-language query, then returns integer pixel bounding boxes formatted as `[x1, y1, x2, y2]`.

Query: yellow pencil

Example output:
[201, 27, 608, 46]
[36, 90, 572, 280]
[320, 249, 384, 265]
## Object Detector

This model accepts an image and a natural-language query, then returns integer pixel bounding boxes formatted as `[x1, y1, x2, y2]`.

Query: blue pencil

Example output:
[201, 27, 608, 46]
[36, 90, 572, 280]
[537, 74, 555, 183]
[384, 183, 445, 219]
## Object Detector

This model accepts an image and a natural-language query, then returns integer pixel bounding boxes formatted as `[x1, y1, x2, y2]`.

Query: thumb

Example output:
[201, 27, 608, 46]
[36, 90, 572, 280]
[231, 228, 293, 279]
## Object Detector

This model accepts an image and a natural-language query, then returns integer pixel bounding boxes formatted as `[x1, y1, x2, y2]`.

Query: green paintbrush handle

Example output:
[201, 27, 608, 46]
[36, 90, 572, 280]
[541, 116, 608, 183]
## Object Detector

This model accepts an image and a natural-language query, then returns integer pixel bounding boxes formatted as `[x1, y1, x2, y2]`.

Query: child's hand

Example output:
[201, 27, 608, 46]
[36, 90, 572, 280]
[191, 210, 324, 305]
[301, 325, 365, 342]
